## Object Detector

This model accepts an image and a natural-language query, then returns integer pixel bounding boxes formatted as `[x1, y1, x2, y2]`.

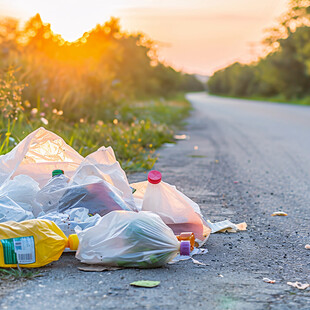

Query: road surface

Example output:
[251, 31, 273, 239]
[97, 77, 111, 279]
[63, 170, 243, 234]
[1, 93, 309, 309]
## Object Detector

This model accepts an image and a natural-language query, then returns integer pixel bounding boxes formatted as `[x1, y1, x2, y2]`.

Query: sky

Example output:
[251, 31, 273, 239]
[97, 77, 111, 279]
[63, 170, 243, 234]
[0, 0, 289, 75]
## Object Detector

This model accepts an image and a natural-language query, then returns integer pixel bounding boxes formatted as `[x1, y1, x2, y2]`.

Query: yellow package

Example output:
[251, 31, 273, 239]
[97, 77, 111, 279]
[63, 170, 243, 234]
[0, 219, 78, 268]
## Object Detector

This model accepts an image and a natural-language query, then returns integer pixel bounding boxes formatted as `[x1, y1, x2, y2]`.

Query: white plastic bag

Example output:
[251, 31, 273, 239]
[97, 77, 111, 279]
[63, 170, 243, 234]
[0, 128, 136, 216]
[70, 146, 136, 211]
[38, 208, 101, 237]
[0, 195, 34, 222]
[0, 175, 42, 216]
[75, 211, 182, 268]
[131, 171, 211, 245]
[35, 144, 136, 216]
[0, 127, 83, 188]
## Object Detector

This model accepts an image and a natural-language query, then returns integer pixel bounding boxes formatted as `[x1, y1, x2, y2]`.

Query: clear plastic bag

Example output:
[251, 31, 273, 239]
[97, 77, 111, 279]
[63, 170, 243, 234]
[38, 208, 101, 237]
[131, 171, 211, 245]
[0, 175, 41, 216]
[0, 127, 83, 188]
[36, 174, 70, 214]
[37, 176, 134, 216]
[0, 196, 34, 223]
[71, 146, 136, 212]
[75, 211, 181, 268]
[0, 128, 136, 217]
[0, 128, 135, 213]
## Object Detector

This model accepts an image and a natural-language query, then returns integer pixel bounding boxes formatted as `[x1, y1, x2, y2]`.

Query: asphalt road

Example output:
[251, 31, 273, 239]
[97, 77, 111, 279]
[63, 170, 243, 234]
[1, 93, 310, 309]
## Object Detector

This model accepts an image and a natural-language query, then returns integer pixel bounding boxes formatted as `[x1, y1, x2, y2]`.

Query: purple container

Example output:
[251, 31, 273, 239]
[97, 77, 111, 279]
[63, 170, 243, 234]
[180, 240, 191, 256]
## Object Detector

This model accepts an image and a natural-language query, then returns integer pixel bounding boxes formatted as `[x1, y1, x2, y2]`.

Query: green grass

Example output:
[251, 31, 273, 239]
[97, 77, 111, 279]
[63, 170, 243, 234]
[0, 267, 42, 280]
[208, 92, 310, 106]
[0, 92, 191, 172]
[187, 155, 207, 158]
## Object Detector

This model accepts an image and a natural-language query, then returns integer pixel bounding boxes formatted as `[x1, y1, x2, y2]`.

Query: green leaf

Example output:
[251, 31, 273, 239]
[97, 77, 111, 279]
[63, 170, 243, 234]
[130, 280, 160, 288]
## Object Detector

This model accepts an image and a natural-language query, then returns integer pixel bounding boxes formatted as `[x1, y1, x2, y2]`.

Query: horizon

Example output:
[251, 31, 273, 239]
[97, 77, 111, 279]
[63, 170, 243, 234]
[0, 0, 289, 75]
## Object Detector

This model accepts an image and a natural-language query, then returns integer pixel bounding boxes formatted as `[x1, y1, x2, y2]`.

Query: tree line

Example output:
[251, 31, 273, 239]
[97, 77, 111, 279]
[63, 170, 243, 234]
[207, 0, 310, 104]
[0, 14, 203, 122]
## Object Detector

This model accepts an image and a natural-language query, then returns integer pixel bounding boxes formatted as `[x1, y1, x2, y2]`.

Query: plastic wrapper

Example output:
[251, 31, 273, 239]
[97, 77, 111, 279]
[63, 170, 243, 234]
[131, 179, 211, 245]
[0, 175, 41, 216]
[76, 211, 181, 268]
[0, 195, 34, 223]
[38, 208, 101, 237]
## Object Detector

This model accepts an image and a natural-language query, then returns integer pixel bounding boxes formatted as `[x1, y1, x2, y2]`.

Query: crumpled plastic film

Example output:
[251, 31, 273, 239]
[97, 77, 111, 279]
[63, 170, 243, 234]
[38, 208, 101, 237]
[76, 211, 181, 268]
[0, 195, 34, 223]
[0, 175, 42, 216]
[0, 127, 83, 188]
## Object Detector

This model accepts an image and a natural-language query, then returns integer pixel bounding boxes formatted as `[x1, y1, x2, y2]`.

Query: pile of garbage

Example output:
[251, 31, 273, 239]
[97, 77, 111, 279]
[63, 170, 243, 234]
[0, 128, 244, 269]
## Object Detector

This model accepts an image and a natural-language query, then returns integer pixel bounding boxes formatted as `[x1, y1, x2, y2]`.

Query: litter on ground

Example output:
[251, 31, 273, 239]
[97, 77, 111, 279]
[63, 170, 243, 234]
[130, 281, 160, 288]
[287, 282, 309, 290]
[207, 220, 247, 233]
[271, 211, 288, 216]
[0, 128, 248, 269]
[263, 278, 276, 284]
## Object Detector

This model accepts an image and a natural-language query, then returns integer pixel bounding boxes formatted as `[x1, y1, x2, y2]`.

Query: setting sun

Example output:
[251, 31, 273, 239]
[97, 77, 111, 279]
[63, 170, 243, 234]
[0, 0, 288, 74]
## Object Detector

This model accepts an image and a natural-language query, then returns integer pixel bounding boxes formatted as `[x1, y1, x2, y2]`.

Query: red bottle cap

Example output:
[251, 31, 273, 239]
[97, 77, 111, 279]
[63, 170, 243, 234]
[147, 170, 162, 184]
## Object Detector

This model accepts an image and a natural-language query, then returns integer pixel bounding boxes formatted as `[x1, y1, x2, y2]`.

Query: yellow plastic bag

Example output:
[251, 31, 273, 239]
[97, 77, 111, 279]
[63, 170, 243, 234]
[0, 219, 74, 268]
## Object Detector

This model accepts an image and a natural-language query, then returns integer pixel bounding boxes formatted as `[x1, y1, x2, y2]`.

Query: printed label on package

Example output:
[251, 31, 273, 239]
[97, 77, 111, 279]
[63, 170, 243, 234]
[1, 236, 35, 265]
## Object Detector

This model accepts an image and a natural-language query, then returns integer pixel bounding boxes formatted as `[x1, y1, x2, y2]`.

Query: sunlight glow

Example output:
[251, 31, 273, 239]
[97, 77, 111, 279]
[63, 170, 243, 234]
[0, 0, 289, 74]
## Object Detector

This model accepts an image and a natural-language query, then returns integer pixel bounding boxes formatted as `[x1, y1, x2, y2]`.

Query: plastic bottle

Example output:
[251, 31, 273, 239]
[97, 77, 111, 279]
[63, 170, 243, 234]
[36, 170, 70, 214]
[52, 169, 64, 177]
[50, 169, 70, 190]
[142, 170, 205, 241]
[176, 232, 195, 251]
[0, 219, 78, 268]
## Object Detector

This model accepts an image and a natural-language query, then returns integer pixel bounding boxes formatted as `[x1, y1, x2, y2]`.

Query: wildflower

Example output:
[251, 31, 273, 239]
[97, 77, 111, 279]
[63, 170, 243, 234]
[31, 108, 38, 116]
[57, 110, 63, 116]
[97, 120, 104, 126]
[52, 108, 57, 114]
[40, 117, 48, 125]
[113, 119, 118, 125]
[40, 112, 45, 117]
[44, 103, 49, 108]
[24, 100, 31, 108]
[80, 118, 84, 123]
[52, 98, 56, 103]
